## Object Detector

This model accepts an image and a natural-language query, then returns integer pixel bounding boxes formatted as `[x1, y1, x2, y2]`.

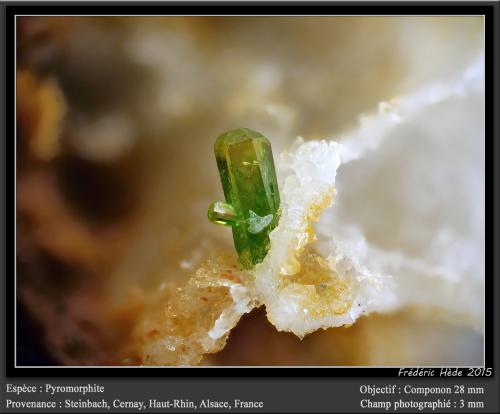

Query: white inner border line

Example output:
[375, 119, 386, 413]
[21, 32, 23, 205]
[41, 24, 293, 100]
[14, 14, 487, 369]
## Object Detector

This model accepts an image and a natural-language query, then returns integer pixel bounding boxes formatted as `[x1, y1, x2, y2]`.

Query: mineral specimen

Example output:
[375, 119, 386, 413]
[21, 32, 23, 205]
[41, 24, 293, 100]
[208, 128, 280, 269]
[140, 53, 485, 363]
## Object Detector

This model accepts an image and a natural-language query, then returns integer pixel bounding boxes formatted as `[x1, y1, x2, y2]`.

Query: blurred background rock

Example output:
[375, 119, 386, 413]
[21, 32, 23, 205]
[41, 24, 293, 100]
[16, 16, 483, 365]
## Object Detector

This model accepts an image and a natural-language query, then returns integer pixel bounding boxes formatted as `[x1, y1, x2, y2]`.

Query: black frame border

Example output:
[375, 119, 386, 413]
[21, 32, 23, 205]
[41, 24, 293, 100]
[4, 1, 498, 378]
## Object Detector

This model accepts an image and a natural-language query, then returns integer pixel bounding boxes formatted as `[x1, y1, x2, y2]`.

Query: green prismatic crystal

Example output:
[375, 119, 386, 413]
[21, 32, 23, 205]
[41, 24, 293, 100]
[208, 128, 280, 269]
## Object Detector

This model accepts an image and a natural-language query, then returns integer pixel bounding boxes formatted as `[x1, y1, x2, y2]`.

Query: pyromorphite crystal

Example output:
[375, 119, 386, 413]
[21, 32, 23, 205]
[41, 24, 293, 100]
[208, 128, 280, 268]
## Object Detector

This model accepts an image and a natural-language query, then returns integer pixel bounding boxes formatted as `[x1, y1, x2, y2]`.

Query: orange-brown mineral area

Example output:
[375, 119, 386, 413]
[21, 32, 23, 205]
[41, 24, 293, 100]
[284, 250, 355, 320]
[137, 255, 246, 366]
[16, 16, 483, 366]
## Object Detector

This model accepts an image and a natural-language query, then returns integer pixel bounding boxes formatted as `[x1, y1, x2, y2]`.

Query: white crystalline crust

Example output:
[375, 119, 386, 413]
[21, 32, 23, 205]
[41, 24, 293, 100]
[248, 56, 484, 336]
[253, 141, 351, 335]
[207, 284, 253, 341]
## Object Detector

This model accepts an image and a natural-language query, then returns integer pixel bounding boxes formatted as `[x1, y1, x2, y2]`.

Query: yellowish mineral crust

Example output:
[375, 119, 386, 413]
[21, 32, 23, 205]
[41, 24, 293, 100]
[138, 255, 256, 366]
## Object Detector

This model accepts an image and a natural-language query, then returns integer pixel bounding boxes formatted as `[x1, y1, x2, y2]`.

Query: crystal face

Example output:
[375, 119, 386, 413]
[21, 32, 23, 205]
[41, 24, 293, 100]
[208, 128, 280, 268]
[207, 201, 237, 226]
